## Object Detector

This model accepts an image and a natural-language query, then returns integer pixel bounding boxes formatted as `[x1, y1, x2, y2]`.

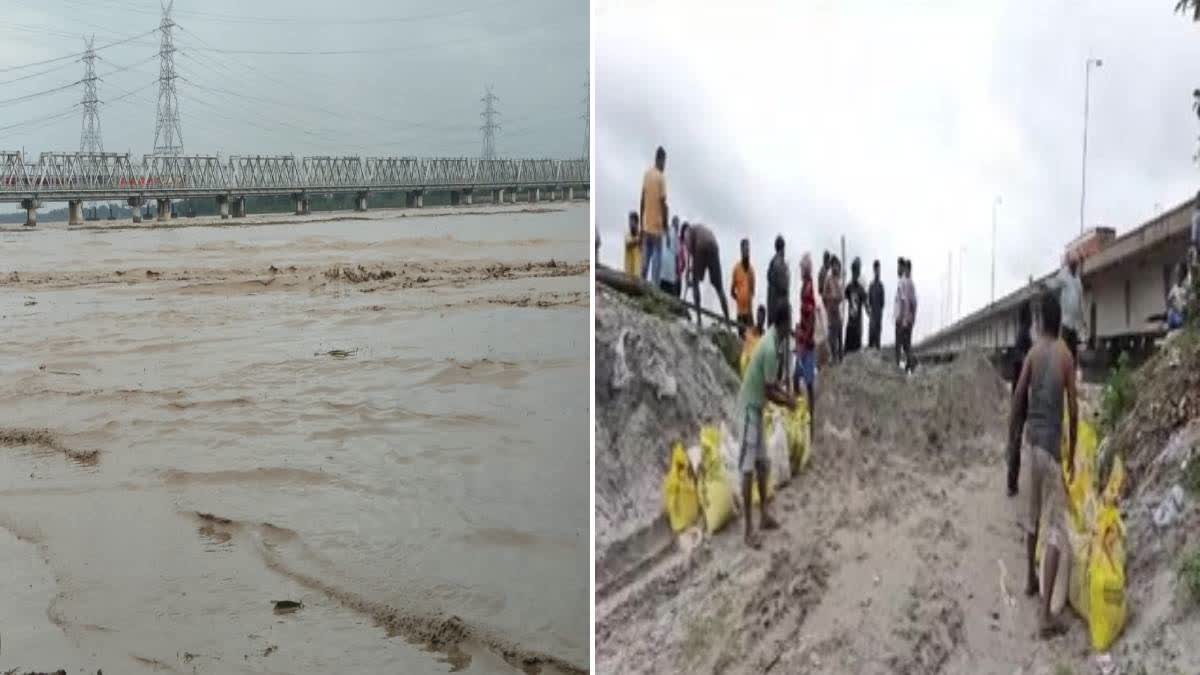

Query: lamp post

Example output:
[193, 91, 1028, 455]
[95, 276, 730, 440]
[991, 195, 1001, 304]
[1080, 57, 1103, 235]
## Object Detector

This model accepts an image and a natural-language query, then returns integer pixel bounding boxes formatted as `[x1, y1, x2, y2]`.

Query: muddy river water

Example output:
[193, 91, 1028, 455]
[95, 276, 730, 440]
[0, 204, 589, 673]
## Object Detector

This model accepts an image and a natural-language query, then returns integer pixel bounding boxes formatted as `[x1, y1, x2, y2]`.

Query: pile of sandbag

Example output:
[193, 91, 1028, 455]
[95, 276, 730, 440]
[1036, 415, 1127, 652]
[661, 400, 813, 536]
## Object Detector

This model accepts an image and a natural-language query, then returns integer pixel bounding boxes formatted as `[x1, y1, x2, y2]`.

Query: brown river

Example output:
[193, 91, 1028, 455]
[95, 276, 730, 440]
[0, 203, 589, 674]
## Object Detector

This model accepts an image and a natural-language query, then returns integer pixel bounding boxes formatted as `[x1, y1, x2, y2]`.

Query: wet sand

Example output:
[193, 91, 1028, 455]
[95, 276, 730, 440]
[0, 203, 590, 674]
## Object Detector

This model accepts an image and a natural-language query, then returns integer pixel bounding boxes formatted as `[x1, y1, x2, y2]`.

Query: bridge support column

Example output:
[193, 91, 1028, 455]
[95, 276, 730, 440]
[495, 188, 504, 204]
[414, 190, 424, 208]
[20, 198, 39, 228]
[156, 199, 171, 221]
[233, 197, 246, 218]
[128, 197, 144, 223]
[355, 191, 368, 212]
[464, 189, 473, 205]
[216, 195, 230, 219]
[68, 200, 85, 226]
[568, 186, 575, 201]
[293, 194, 311, 216]
[531, 187, 540, 203]
[509, 188, 518, 204]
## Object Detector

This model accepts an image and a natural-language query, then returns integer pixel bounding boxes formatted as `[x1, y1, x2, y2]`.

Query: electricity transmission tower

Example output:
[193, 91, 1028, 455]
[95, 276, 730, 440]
[79, 35, 103, 153]
[153, 0, 184, 155]
[480, 86, 500, 160]
[581, 79, 589, 160]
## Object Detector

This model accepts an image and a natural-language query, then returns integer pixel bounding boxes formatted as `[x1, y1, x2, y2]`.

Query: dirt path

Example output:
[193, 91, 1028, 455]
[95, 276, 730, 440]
[598, 427, 1108, 675]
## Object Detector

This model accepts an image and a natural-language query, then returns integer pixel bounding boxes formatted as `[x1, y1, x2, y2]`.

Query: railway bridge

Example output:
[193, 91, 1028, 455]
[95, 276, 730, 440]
[1, 151, 590, 225]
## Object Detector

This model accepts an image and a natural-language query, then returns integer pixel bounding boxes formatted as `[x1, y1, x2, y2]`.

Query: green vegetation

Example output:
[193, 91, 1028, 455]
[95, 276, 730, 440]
[1179, 548, 1200, 603]
[1099, 351, 1136, 437]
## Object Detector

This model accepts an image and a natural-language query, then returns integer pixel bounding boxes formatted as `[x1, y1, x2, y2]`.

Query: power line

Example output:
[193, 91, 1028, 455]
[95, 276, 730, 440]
[152, 0, 183, 154]
[0, 105, 79, 133]
[0, 27, 159, 74]
[480, 85, 500, 160]
[0, 78, 82, 107]
[0, 57, 78, 86]
[80, 34, 103, 153]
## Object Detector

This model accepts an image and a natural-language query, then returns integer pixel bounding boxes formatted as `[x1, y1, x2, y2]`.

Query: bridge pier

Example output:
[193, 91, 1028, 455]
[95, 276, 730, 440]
[232, 197, 246, 218]
[68, 200, 85, 226]
[464, 189, 473, 205]
[128, 197, 144, 223]
[216, 195, 230, 219]
[20, 198, 39, 228]
[355, 191, 368, 212]
[414, 190, 423, 208]
[530, 187, 540, 203]
[156, 199, 172, 221]
[292, 194, 311, 216]
[494, 188, 504, 204]
[568, 186, 575, 201]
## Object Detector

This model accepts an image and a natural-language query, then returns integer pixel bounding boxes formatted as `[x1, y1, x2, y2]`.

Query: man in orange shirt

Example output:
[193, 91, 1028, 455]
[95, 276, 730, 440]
[639, 147, 668, 285]
[731, 238, 755, 338]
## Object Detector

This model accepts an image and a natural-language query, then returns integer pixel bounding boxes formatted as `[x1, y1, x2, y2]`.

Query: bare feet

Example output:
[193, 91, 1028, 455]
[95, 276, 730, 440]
[744, 531, 763, 550]
[761, 513, 781, 531]
[1037, 617, 1068, 639]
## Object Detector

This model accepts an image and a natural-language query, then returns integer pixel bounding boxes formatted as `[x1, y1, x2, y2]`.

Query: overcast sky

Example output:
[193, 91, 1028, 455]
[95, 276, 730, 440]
[596, 0, 1200, 344]
[0, 0, 587, 160]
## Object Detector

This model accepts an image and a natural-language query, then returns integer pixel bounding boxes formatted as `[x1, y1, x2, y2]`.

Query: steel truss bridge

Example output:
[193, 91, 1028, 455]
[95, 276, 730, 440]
[1, 151, 590, 224]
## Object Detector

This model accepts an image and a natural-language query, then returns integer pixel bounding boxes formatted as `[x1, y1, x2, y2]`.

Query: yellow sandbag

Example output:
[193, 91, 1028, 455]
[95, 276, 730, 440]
[1089, 505, 1127, 651]
[698, 425, 736, 534]
[1065, 520, 1092, 620]
[1062, 415, 1100, 532]
[662, 443, 699, 533]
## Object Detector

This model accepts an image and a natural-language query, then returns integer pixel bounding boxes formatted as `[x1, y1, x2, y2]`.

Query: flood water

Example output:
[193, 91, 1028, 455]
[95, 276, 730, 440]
[0, 204, 589, 674]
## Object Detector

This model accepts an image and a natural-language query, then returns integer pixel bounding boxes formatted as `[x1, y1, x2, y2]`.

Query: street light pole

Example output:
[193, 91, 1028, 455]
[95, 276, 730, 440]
[991, 195, 1001, 304]
[1080, 57, 1103, 235]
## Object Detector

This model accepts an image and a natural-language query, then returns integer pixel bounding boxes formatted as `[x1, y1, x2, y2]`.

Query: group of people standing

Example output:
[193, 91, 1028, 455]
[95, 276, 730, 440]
[618, 145, 929, 549]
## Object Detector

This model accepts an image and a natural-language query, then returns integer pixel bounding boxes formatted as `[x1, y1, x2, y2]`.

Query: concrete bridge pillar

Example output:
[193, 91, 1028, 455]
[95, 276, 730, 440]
[568, 186, 575, 201]
[293, 193, 305, 216]
[510, 188, 518, 204]
[355, 191, 368, 212]
[156, 198, 171, 221]
[127, 196, 144, 223]
[216, 195, 230, 219]
[20, 198, 39, 227]
[464, 189, 473, 205]
[414, 190, 424, 208]
[68, 200, 85, 226]
[495, 188, 504, 204]
[531, 187, 540, 203]
[233, 197, 246, 218]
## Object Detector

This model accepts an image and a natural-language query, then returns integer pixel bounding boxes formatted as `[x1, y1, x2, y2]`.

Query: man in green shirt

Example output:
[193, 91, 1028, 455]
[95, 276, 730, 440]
[738, 301, 798, 549]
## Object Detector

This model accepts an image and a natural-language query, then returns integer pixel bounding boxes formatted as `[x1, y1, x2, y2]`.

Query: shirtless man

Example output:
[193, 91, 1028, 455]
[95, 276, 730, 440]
[682, 222, 731, 329]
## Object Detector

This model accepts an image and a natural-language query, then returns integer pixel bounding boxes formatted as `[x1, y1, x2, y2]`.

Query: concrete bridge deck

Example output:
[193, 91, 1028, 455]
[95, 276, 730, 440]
[915, 195, 1196, 370]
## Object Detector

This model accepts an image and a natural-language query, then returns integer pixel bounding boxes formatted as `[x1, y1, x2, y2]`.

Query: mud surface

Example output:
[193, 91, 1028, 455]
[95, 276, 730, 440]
[0, 204, 589, 673]
[594, 290, 1128, 674]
